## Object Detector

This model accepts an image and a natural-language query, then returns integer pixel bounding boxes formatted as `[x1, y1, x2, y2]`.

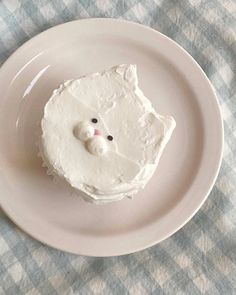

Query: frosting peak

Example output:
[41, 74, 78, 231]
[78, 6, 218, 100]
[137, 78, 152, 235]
[86, 136, 108, 156]
[74, 122, 94, 141]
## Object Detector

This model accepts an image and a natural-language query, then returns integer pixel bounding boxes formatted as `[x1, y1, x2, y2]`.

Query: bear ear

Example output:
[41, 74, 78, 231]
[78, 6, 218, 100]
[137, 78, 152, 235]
[112, 64, 138, 88]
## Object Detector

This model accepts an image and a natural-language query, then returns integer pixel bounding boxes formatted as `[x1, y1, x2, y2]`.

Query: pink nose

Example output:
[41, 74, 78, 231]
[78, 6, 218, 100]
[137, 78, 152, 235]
[94, 129, 102, 136]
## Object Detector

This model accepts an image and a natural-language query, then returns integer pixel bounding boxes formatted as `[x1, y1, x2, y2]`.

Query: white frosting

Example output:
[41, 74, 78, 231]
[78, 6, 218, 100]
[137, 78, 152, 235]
[86, 136, 108, 156]
[40, 64, 176, 204]
[73, 122, 94, 141]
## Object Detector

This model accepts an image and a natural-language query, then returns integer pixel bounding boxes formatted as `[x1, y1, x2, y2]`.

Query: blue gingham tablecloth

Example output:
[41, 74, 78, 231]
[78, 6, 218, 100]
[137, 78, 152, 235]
[0, 0, 236, 294]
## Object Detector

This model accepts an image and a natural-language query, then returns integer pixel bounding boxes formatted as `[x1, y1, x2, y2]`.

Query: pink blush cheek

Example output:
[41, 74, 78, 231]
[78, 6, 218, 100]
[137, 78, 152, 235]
[94, 129, 102, 136]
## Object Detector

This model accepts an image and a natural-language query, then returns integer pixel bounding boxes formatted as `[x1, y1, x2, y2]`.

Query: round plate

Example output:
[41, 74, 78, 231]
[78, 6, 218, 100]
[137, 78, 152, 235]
[0, 19, 223, 256]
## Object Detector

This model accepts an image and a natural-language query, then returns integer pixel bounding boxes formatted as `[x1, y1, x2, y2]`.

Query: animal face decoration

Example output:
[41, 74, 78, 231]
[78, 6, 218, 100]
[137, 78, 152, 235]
[41, 65, 176, 203]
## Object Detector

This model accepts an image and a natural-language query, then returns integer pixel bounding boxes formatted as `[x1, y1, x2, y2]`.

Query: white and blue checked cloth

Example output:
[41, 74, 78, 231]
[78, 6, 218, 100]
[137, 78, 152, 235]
[0, 0, 236, 294]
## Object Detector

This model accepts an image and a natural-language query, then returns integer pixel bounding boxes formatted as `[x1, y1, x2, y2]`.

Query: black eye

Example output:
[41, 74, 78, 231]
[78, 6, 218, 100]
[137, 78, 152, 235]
[91, 118, 98, 123]
[107, 135, 113, 141]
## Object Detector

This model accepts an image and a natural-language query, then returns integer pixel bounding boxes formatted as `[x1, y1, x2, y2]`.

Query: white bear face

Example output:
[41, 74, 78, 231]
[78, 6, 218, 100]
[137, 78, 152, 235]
[41, 65, 176, 200]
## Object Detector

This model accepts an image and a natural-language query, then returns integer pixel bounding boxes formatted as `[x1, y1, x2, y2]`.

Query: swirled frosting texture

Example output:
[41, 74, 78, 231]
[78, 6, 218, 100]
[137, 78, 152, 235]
[40, 65, 176, 204]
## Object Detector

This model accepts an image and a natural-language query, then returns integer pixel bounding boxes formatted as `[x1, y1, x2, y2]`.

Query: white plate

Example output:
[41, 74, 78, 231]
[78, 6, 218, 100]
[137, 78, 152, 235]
[0, 19, 223, 256]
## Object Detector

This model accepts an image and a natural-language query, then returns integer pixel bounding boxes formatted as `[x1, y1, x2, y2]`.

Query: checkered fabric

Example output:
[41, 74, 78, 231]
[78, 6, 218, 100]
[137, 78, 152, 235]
[0, 0, 236, 294]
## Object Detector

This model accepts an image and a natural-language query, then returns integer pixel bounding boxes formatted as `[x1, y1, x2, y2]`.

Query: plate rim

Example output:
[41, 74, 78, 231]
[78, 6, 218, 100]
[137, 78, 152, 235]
[0, 18, 224, 256]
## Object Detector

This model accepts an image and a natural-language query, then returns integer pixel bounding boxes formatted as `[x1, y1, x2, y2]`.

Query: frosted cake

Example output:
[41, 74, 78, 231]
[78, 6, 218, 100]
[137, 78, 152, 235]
[40, 65, 176, 204]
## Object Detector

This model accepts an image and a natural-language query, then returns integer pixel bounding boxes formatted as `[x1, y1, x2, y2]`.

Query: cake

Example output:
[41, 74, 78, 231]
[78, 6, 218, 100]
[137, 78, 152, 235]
[40, 64, 176, 204]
